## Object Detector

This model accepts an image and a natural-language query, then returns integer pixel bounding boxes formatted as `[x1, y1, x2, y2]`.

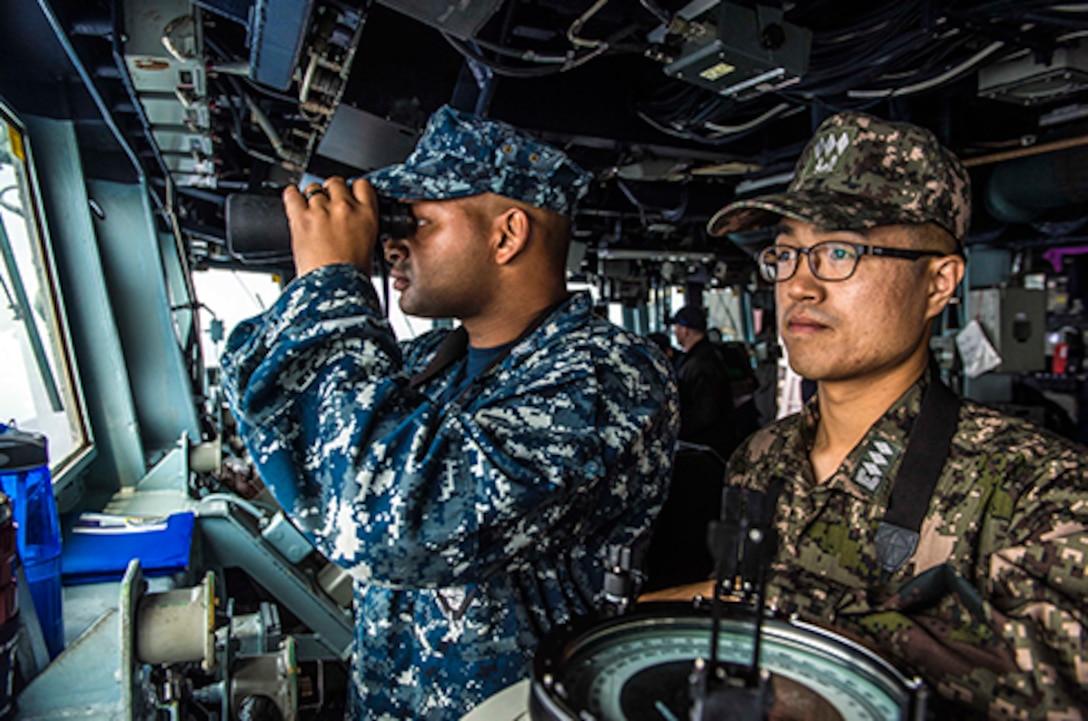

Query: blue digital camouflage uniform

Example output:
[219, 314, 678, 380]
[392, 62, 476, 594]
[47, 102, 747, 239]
[365, 105, 591, 216]
[726, 368, 1088, 719]
[221, 264, 679, 719]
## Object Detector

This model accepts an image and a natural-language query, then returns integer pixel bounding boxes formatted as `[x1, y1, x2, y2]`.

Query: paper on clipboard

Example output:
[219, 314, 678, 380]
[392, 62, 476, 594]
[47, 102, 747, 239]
[71, 512, 169, 534]
[956, 319, 1003, 378]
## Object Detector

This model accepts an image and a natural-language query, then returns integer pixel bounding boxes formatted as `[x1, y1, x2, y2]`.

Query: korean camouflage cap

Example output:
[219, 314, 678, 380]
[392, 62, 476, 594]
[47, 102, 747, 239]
[707, 111, 971, 245]
[366, 105, 592, 216]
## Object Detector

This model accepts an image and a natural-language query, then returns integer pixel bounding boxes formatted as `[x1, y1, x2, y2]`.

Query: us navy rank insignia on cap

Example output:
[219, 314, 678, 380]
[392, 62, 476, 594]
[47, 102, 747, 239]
[854, 438, 901, 492]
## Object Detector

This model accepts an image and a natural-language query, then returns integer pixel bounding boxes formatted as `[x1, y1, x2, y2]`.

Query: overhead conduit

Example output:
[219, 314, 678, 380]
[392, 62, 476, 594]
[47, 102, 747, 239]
[973, 136, 1088, 225]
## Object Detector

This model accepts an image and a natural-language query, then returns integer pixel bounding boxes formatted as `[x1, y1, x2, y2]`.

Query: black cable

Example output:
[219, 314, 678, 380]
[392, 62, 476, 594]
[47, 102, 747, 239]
[461, 34, 569, 63]
[443, 34, 580, 78]
[212, 76, 247, 143]
[841, 35, 999, 98]
[637, 107, 786, 148]
[640, 0, 1067, 146]
[220, 77, 284, 164]
[205, 34, 302, 104]
[442, 19, 646, 78]
[805, 35, 974, 97]
[1020, 11, 1088, 30]
[795, 26, 951, 97]
[806, 4, 923, 60]
[803, 1, 920, 45]
[966, 0, 1078, 15]
[241, 77, 302, 104]
[905, 34, 975, 76]
[636, 80, 797, 146]
[639, 0, 671, 26]
[203, 31, 234, 62]
[689, 94, 733, 126]
[638, 83, 705, 117]
[805, 15, 930, 82]
[640, 79, 729, 124]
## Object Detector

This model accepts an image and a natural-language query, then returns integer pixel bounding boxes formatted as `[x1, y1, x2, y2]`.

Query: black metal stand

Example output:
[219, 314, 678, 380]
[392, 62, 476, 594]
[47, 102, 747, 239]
[689, 485, 779, 721]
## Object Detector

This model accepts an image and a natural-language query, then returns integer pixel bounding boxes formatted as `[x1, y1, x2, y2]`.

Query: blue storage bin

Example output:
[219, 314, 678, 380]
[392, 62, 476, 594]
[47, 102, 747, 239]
[0, 424, 64, 660]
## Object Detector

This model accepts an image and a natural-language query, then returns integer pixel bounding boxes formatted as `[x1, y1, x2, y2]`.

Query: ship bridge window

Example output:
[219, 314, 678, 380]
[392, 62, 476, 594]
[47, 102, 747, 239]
[193, 269, 435, 371]
[193, 268, 283, 370]
[0, 106, 89, 473]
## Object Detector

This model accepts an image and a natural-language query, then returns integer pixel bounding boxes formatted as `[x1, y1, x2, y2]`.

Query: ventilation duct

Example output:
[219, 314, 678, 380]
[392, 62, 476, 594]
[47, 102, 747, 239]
[985, 144, 1088, 224]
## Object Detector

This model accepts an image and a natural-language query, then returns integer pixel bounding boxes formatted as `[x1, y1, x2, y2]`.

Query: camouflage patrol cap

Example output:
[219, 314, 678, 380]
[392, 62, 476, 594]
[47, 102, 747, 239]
[707, 111, 971, 245]
[366, 105, 592, 216]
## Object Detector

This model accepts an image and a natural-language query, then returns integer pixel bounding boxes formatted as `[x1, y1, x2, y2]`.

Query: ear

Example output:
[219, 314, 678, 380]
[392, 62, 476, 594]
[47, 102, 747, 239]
[925, 255, 965, 320]
[492, 207, 531, 266]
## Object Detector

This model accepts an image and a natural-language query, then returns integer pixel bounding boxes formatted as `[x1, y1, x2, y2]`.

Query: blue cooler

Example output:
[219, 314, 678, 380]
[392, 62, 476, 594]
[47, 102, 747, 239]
[0, 424, 63, 660]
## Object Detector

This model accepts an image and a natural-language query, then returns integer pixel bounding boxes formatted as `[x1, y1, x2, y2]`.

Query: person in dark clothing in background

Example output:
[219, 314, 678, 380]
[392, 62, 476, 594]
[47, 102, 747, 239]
[647, 331, 678, 367]
[644, 304, 741, 591]
[671, 305, 738, 461]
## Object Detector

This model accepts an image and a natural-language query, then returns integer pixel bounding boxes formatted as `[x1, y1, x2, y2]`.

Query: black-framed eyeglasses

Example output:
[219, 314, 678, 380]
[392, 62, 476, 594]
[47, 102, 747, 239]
[757, 241, 946, 283]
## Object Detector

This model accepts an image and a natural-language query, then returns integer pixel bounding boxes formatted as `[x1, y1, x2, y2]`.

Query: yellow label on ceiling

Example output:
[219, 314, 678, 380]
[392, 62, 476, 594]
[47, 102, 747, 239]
[700, 62, 736, 82]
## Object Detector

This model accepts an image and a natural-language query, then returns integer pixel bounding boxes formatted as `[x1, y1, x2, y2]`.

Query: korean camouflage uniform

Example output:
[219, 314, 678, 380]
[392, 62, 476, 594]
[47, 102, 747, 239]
[221, 265, 679, 719]
[726, 369, 1088, 719]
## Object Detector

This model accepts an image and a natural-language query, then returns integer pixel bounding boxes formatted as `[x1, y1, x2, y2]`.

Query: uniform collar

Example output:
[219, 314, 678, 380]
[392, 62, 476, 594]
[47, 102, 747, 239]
[408, 292, 583, 388]
[797, 367, 932, 499]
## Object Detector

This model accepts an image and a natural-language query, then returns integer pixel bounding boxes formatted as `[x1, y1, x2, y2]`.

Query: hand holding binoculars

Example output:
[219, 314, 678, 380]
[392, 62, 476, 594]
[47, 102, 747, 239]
[225, 191, 416, 259]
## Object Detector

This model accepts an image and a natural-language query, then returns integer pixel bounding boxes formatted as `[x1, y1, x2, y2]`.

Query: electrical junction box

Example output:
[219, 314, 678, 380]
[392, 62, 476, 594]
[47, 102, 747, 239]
[122, 0, 216, 187]
[967, 287, 1047, 373]
[663, 2, 811, 99]
[978, 40, 1088, 105]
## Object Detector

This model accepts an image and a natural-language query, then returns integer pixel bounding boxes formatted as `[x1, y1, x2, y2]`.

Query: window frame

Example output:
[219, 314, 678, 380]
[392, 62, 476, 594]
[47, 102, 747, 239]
[0, 102, 93, 482]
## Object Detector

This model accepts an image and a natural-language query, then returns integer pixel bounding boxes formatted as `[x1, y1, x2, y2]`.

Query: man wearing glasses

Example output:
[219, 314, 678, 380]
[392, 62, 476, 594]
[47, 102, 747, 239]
[689, 111, 1087, 717]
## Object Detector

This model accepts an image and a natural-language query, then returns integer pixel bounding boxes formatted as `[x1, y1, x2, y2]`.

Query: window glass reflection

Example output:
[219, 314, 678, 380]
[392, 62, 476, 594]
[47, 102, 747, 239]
[0, 109, 88, 471]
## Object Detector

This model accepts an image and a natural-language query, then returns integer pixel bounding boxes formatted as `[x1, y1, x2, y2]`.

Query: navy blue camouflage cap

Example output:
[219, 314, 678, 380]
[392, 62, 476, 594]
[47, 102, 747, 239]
[365, 105, 593, 216]
[707, 111, 971, 246]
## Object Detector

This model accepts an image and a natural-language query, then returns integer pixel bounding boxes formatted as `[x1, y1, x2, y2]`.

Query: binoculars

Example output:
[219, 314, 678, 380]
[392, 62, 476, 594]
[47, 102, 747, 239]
[224, 192, 417, 259]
